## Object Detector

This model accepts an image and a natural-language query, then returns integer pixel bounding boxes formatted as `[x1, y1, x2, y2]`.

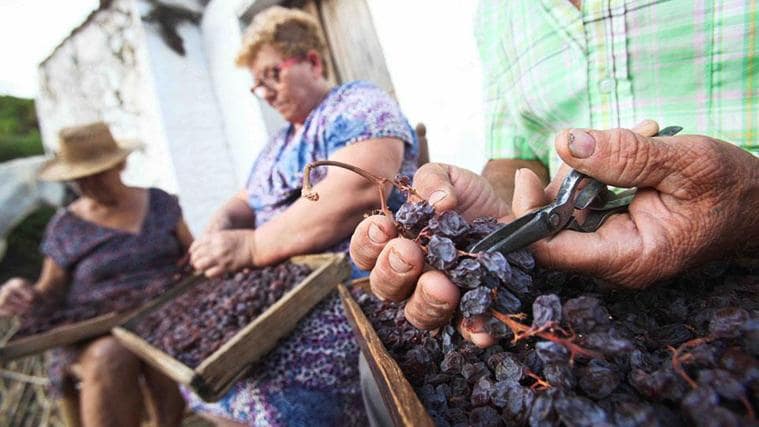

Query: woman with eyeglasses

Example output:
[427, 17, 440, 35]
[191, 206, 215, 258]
[185, 6, 418, 426]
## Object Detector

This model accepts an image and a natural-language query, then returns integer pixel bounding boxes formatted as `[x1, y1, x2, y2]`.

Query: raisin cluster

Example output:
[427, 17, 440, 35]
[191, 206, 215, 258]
[133, 262, 311, 368]
[396, 201, 533, 334]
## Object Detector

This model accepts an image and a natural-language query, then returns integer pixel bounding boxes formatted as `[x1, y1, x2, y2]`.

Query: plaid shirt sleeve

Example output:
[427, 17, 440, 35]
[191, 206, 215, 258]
[475, 0, 758, 176]
[476, 1, 544, 164]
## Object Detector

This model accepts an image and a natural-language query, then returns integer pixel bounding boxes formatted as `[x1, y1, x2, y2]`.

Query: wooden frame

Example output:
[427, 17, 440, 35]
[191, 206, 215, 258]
[112, 253, 350, 401]
[338, 282, 434, 427]
[0, 275, 204, 362]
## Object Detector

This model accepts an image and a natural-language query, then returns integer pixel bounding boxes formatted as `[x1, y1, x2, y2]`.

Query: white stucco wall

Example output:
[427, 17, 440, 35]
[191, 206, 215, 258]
[134, 0, 239, 233]
[367, 0, 487, 173]
[201, 0, 284, 186]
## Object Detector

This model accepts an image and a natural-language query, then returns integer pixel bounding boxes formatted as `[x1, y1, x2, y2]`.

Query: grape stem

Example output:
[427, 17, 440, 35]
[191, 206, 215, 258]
[669, 336, 757, 419]
[667, 337, 713, 390]
[491, 310, 603, 362]
[525, 369, 552, 390]
[302, 160, 420, 217]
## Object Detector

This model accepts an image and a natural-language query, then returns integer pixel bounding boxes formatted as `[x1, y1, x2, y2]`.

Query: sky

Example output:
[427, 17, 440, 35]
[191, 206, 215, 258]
[0, 0, 98, 99]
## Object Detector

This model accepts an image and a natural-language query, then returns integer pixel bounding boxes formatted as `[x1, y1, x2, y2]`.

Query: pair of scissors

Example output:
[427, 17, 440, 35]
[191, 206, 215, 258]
[469, 126, 683, 255]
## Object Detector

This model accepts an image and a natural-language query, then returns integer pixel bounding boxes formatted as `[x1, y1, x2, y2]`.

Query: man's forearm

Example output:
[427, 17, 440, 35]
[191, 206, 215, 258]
[481, 159, 549, 205]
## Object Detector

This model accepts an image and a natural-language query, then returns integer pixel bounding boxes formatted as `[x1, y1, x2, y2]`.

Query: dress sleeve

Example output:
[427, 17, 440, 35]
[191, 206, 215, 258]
[323, 81, 417, 156]
[150, 188, 182, 231]
[39, 210, 74, 270]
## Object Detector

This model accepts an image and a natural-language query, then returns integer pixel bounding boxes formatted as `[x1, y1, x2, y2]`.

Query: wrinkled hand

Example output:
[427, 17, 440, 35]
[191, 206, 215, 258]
[350, 163, 512, 347]
[0, 278, 37, 317]
[189, 230, 256, 278]
[512, 123, 759, 288]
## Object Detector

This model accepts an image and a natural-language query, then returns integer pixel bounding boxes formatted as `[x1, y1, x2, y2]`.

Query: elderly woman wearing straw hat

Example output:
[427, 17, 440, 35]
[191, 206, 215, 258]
[183, 6, 418, 426]
[0, 122, 191, 426]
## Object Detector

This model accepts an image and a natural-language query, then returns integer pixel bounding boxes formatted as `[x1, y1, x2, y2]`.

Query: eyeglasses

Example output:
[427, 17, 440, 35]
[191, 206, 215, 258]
[250, 57, 300, 98]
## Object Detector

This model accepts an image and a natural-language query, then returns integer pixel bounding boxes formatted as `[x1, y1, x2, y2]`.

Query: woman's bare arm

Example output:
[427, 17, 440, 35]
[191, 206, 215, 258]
[0, 258, 69, 316]
[250, 138, 404, 266]
[204, 190, 255, 233]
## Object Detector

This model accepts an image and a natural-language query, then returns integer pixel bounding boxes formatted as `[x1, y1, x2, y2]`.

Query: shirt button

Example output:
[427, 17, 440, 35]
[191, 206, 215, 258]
[599, 78, 615, 93]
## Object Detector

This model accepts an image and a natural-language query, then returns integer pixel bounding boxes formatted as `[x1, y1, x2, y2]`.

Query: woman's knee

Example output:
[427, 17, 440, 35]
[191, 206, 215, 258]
[79, 336, 139, 378]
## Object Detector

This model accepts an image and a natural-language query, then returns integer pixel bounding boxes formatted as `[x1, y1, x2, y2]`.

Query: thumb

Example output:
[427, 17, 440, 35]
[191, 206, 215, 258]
[511, 168, 549, 218]
[555, 128, 679, 191]
[413, 163, 511, 220]
[412, 163, 460, 212]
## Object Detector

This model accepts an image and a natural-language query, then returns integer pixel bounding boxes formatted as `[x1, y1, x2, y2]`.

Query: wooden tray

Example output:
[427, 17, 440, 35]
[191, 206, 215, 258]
[338, 281, 434, 427]
[112, 253, 350, 402]
[0, 274, 203, 362]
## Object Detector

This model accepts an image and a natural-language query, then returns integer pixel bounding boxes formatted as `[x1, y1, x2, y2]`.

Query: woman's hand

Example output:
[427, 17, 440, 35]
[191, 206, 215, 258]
[512, 125, 759, 288]
[0, 278, 38, 316]
[189, 230, 256, 278]
[350, 163, 512, 347]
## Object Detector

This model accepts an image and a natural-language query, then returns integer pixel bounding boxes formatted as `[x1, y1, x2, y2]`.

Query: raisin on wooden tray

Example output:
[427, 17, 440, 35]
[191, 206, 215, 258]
[13, 272, 184, 338]
[133, 262, 311, 368]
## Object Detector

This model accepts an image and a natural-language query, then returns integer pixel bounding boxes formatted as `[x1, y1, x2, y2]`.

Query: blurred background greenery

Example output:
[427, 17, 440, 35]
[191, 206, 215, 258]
[0, 95, 54, 284]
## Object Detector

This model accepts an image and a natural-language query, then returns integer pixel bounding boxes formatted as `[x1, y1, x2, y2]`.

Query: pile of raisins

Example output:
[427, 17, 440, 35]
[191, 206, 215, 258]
[133, 262, 311, 368]
[13, 273, 182, 338]
[354, 199, 758, 427]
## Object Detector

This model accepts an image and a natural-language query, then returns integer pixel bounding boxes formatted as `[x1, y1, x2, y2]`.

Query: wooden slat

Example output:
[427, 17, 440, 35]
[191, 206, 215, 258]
[317, 0, 395, 96]
[337, 284, 434, 427]
[0, 311, 128, 362]
[298, 0, 340, 86]
[111, 327, 195, 386]
[196, 253, 350, 400]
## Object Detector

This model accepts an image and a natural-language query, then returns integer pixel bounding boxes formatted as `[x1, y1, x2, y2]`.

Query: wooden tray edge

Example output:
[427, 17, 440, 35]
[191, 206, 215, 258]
[193, 253, 351, 399]
[112, 326, 195, 386]
[337, 283, 434, 427]
[0, 311, 130, 362]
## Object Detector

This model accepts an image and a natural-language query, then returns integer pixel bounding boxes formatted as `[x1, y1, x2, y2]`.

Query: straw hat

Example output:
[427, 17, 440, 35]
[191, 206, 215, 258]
[38, 122, 138, 181]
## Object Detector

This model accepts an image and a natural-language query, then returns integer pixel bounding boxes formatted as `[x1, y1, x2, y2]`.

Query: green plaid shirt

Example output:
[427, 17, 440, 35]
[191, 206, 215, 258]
[476, 0, 758, 176]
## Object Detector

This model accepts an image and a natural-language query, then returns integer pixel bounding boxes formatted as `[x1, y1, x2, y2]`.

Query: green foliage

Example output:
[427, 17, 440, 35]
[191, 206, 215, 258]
[0, 95, 44, 163]
[0, 206, 56, 283]
[0, 95, 51, 281]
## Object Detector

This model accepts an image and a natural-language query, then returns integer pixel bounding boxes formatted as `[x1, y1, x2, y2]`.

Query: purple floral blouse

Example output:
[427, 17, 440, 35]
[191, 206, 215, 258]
[182, 81, 418, 425]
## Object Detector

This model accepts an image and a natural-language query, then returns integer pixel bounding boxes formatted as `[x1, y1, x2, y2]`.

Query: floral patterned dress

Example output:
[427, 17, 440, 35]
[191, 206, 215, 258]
[182, 81, 418, 426]
[41, 187, 185, 396]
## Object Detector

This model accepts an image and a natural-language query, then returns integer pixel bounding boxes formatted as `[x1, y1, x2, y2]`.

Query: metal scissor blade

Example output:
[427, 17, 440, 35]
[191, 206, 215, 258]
[657, 125, 683, 136]
[468, 209, 556, 254]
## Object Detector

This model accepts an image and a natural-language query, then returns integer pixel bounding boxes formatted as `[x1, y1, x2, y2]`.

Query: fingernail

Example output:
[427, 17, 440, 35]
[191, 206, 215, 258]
[388, 248, 412, 273]
[428, 190, 447, 206]
[514, 168, 522, 181]
[368, 223, 388, 244]
[568, 129, 596, 158]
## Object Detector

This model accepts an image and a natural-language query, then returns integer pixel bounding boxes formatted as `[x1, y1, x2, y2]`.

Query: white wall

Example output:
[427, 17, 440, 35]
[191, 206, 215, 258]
[202, 0, 272, 185]
[367, 0, 487, 173]
[134, 0, 238, 233]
